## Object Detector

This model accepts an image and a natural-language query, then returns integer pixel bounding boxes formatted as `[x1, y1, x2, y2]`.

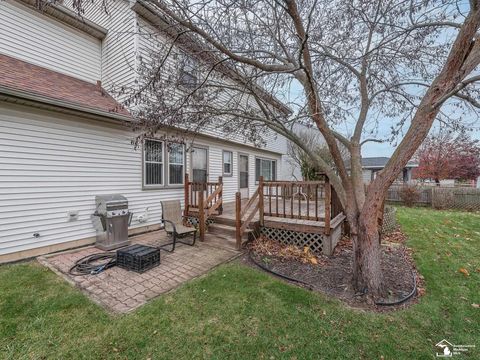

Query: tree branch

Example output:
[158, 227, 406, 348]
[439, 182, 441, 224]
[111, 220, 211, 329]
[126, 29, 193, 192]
[149, 0, 297, 73]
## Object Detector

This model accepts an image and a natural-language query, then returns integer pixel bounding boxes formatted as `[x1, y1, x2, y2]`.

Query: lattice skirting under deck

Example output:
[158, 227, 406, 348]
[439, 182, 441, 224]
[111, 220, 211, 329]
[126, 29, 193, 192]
[260, 224, 342, 256]
[184, 216, 214, 228]
[260, 227, 325, 254]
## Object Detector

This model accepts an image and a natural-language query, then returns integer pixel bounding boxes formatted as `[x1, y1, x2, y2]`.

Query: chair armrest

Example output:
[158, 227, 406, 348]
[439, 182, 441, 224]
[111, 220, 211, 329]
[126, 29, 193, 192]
[161, 219, 177, 233]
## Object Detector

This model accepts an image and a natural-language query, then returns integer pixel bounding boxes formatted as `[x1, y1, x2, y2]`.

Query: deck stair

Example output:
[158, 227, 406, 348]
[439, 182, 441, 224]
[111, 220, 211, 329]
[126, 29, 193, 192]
[207, 216, 257, 245]
[183, 174, 344, 254]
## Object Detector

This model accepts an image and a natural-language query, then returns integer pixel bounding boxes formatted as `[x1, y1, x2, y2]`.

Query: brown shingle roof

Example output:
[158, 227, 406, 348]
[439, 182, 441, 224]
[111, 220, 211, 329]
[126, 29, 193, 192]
[0, 54, 130, 118]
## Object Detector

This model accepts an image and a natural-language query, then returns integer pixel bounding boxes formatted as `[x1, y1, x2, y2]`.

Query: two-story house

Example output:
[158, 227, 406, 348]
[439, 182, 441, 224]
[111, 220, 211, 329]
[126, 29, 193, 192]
[0, 0, 295, 262]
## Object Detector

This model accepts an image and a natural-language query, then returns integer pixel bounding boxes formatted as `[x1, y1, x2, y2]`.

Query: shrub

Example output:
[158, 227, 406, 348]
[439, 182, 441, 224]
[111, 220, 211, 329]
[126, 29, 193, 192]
[399, 184, 420, 207]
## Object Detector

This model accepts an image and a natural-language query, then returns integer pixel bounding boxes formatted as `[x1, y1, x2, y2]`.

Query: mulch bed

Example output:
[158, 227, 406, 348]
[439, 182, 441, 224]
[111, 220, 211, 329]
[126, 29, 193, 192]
[244, 227, 423, 312]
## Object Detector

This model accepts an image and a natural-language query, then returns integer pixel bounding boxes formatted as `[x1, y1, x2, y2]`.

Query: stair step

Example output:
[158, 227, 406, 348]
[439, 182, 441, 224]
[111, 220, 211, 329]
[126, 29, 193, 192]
[208, 223, 253, 239]
[208, 223, 237, 237]
[213, 216, 260, 228]
[212, 216, 236, 227]
[203, 233, 238, 250]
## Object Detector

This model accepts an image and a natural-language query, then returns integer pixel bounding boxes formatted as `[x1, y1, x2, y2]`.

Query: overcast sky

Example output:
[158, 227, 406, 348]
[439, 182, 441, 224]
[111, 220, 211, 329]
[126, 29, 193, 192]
[284, 79, 480, 159]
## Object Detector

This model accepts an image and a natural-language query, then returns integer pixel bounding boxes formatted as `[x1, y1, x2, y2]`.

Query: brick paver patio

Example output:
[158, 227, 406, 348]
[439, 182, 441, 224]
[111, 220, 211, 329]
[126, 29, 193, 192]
[39, 231, 239, 313]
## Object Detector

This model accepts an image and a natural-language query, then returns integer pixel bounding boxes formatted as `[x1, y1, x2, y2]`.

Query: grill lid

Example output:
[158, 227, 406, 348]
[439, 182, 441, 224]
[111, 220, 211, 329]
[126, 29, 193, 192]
[95, 194, 128, 214]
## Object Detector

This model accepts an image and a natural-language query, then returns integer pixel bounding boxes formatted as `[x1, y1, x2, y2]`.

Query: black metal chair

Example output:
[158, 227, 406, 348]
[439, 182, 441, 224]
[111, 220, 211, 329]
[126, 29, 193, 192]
[160, 200, 197, 252]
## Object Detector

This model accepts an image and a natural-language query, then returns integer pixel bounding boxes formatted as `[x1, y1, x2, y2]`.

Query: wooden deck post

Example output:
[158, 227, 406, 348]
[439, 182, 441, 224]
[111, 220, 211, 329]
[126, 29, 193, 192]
[258, 176, 264, 226]
[199, 184, 206, 242]
[218, 176, 223, 215]
[235, 192, 242, 249]
[184, 173, 189, 216]
[324, 177, 331, 235]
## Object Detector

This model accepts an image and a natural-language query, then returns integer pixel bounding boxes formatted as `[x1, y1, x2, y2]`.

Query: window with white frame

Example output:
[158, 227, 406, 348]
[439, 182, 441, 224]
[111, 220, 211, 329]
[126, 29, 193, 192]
[144, 139, 164, 186]
[223, 150, 233, 176]
[143, 140, 185, 188]
[255, 157, 276, 182]
[178, 54, 198, 88]
[168, 143, 185, 185]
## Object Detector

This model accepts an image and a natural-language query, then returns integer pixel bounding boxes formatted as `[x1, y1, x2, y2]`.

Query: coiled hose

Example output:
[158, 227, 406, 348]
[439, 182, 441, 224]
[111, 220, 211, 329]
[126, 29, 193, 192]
[69, 252, 117, 276]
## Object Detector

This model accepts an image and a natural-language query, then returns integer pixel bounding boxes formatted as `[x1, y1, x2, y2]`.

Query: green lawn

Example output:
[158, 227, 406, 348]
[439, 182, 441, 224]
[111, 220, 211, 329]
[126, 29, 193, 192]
[1, 207, 479, 359]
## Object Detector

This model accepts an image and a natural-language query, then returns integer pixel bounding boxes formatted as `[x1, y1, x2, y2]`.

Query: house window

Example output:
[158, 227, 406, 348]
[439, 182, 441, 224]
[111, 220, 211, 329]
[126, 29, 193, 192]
[168, 143, 185, 185]
[223, 151, 233, 176]
[178, 54, 198, 88]
[255, 158, 276, 182]
[144, 139, 164, 186]
[143, 140, 185, 188]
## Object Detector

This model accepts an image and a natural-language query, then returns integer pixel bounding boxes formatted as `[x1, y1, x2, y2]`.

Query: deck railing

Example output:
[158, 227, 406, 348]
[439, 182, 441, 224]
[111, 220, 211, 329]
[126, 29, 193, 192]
[184, 174, 223, 215]
[235, 176, 344, 242]
[183, 174, 344, 246]
[267, 178, 343, 235]
[235, 187, 260, 249]
[262, 179, 327, 221]
[184, 174, 223, 241]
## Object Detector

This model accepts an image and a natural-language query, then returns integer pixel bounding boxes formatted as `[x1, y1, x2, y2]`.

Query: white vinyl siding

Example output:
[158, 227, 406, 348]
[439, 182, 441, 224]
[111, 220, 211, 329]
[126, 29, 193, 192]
[0, 103, 282, 257]
[0, 0, 299, 261]
[55, 0, 288, 157]
[135, 17, 288, 155]
[0, 0, 101, 83]
[64, 0, 137, 100]
[362, 169, 373, 183]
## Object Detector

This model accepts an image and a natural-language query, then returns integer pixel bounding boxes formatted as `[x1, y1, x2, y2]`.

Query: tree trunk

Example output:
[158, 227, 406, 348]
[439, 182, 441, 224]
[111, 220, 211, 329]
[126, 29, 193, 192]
[347, 198, 384, 297]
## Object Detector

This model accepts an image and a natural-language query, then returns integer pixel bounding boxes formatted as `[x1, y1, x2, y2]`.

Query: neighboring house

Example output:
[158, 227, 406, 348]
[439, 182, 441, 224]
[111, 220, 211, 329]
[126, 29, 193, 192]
[360, 157, 418, 184]
[0, 0, 295, 262]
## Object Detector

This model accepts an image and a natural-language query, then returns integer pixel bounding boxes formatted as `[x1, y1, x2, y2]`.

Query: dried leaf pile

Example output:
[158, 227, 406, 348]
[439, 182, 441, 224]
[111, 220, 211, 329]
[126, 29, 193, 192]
[382, 227, 407, 244]
[248, 236, 325, 265]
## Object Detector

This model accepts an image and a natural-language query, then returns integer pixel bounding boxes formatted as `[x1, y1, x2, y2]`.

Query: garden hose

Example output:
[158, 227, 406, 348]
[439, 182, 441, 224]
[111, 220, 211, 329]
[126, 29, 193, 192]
[373, 270, 417, 306]
[248, 251, 313, 289]
[248, 251, 417, 306]
[69, 252, 117, 276]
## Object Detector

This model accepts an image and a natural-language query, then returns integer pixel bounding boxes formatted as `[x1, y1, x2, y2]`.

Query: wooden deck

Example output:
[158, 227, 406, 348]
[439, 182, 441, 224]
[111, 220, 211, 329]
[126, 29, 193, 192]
[218, 199, 327, 222]
[184, 175, 345, 254]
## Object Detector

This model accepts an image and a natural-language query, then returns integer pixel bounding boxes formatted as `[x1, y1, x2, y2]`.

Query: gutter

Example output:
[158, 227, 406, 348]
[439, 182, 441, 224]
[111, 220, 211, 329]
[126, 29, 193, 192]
[362, 165, 419, 170]
[0, 85, 132, 123]
[17, 0, 108, 40]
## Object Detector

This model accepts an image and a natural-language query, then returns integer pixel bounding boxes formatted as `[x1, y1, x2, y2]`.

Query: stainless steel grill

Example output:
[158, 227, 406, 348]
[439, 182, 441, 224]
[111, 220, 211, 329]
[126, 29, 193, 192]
[93, 194, 133, 250]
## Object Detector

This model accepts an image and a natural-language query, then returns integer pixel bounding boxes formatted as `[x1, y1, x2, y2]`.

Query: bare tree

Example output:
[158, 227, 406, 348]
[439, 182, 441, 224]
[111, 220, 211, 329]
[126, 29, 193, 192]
[287, 129, 348, 180]
[70, 0, 480, 297]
